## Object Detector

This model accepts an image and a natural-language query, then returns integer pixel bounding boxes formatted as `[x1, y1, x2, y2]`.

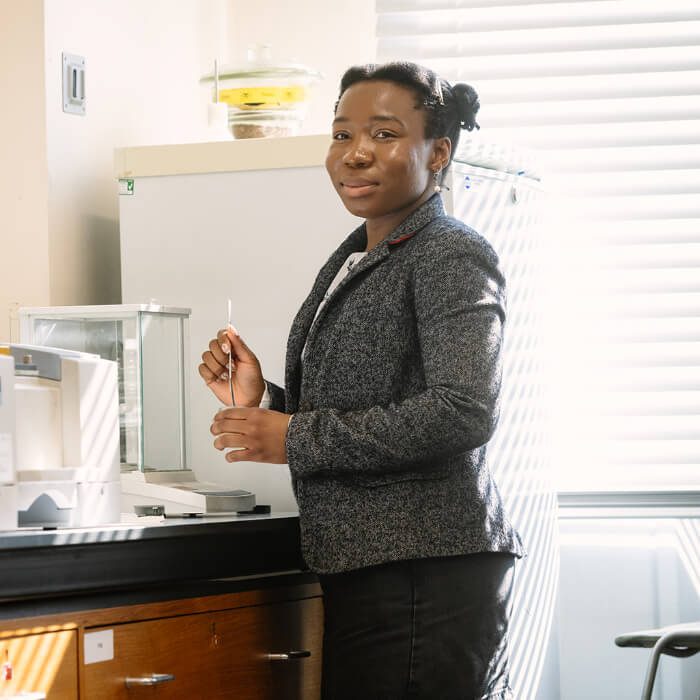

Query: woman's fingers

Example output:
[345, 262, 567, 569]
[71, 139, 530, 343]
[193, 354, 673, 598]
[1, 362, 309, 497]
[209, 337, 229, 367]
[217, 328, 232, 353]
[213, 432, 246, 451]
[224, 326, 257, 361]
[210, 418, 245, 435]
[199, 329, 237, 384]
[201, 348, 227, 379]
[198, 362, 218, 385]
[211, 412, 247, 451]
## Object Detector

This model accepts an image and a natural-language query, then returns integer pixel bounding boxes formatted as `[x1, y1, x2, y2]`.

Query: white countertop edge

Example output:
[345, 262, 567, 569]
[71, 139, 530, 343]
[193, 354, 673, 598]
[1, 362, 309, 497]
[114, 133, 331, 179]
[0, 511, 300, 547]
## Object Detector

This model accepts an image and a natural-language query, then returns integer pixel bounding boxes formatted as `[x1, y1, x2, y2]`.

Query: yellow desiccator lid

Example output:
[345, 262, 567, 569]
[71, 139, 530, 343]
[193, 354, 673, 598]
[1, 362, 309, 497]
[199, 46, 323, 101]
[218, 85, 310, 107]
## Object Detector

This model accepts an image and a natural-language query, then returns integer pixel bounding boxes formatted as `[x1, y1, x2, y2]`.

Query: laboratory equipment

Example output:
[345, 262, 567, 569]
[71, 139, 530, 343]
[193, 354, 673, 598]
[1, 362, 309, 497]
[200, 44, 322, 139]
[19, 305, 255, 515]
[205, 59, 232, 141]
[0, 344, 120, 528]
[20, 305, 190, 472]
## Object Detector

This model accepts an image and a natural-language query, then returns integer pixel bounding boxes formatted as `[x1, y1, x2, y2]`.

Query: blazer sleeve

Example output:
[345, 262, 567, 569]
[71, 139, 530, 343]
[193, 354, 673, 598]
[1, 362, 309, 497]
[285, 243, 506, 479]
[263, 379, 286, 413]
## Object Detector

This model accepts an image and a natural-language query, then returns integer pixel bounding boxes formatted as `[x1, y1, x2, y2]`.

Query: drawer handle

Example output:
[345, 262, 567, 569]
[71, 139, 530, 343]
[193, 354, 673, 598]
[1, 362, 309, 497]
[267, 650, 311, 661]
[125, 673, 175, 687]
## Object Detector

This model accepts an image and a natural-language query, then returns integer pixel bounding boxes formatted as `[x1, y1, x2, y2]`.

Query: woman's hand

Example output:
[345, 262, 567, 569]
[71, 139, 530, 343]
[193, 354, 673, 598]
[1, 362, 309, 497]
[198, 327, 266, 407]
[210, 407, 292, 464]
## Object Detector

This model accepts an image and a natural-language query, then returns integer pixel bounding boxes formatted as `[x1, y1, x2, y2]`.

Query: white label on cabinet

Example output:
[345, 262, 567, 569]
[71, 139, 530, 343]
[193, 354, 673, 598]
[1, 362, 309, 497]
[84, 629, 114, 664]
[119, 178, 134, 195]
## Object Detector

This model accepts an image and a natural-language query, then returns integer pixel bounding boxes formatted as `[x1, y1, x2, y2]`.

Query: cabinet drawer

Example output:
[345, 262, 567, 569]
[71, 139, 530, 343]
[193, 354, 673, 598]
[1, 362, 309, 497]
[83, 596, 323, 700]
[0, 630, 78, 699]
[259, 596, 323, 700]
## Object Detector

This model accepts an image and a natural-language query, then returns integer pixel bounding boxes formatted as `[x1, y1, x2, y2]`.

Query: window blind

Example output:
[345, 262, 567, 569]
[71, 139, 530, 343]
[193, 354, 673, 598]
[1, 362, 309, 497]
[377, 0, 700, 493]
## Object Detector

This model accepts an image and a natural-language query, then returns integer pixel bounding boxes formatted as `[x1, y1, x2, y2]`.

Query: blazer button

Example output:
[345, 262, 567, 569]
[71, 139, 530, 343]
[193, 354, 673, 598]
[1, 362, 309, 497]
[299, 399, 313, 412]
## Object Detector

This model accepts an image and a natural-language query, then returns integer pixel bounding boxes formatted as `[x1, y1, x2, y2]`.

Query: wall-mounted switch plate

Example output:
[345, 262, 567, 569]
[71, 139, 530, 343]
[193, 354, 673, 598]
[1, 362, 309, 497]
[63, 53, 86, 115]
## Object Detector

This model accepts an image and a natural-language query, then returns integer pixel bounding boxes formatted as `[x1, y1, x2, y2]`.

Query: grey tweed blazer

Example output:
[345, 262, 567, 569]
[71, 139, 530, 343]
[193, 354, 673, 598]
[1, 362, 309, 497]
[265, 193, 524, 574]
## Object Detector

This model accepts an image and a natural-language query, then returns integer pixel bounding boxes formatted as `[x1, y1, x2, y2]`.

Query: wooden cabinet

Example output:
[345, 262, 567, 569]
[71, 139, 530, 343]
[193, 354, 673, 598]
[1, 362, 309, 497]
[1, 579, 322, 700]
[0, 629, 78, 699]
[82, 597, 323, 699]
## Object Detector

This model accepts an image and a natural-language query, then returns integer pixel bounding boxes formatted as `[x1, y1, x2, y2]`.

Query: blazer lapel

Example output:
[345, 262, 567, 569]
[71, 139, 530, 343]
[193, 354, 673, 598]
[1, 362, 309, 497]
[311, 195, 446, 330]
[284, 194, 446, 413]
[284, 224, 366, 412]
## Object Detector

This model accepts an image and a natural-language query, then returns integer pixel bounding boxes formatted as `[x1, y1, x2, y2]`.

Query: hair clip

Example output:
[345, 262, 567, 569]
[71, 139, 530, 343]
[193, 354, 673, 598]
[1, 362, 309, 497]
[435, 78, 444, 106]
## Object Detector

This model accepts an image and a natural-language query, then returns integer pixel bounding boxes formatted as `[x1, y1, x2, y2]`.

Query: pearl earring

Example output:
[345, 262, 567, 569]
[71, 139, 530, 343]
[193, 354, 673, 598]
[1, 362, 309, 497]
[433, 169, 441, 193]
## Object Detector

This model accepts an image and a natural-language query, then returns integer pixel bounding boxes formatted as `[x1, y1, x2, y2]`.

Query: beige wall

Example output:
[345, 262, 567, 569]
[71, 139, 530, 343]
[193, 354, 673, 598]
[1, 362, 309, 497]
[228, 0, 377, 136]
[43, 0, 231, 307]
[0, 0, 50, 341]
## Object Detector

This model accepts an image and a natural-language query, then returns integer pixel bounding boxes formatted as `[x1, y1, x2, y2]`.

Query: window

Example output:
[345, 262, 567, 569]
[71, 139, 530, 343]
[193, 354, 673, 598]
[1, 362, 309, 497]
[377, 0, 700, 493]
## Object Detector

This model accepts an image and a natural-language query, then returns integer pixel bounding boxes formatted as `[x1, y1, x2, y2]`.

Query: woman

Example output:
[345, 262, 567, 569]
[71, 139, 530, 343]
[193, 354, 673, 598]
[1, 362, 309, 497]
[199, 62, 524, 700]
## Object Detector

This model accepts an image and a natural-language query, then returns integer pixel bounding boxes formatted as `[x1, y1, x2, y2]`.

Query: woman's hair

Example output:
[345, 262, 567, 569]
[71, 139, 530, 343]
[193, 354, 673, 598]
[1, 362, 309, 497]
[334, 61, 480, 176]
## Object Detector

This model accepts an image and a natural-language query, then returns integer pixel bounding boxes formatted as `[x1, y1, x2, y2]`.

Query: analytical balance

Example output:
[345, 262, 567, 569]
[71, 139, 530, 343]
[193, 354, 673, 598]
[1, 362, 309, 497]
[19, 305, 255, 515]
[0, 344, 119, 529]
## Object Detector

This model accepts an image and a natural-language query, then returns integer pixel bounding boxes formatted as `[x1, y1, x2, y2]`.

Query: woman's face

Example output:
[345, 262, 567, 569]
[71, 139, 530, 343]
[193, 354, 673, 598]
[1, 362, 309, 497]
[326, 80, 446, 222]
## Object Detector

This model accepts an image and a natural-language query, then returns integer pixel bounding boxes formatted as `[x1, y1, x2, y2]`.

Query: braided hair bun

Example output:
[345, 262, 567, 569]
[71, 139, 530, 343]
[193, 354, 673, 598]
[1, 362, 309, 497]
[451, 83, 480, 131]
[335, 62, 481, 172]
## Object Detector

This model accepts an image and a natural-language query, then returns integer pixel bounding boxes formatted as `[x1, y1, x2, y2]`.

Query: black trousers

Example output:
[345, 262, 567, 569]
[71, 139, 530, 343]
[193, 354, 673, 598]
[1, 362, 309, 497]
[318, 552, 516, 700]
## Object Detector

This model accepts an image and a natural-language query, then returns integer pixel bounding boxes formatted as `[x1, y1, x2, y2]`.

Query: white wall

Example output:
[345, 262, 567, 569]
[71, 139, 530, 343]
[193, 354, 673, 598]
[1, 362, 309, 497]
[0, 0, 50, 341]
[43, 0, 231, 308]
[228, 0, 377, 136]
